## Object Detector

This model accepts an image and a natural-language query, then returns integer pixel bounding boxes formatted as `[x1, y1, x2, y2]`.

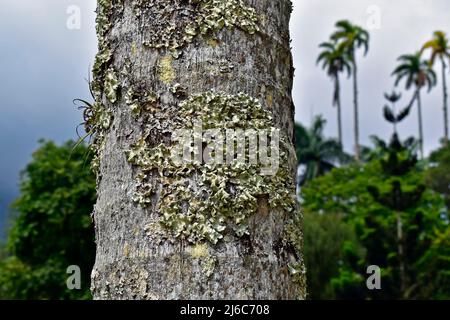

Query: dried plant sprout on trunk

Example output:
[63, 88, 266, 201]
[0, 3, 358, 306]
[88, 0, 305, 299]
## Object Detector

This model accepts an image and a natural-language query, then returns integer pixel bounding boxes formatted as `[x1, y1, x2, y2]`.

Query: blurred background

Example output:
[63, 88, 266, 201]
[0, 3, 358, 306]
[0, 0, 449, 299]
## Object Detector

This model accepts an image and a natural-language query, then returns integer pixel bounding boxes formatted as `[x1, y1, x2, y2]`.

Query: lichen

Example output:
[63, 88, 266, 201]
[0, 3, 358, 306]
[144, 221, 167, 244]
[285, 212, 307, 299]
[92, 0, 117, 98]
[104, 68, 119, 103]
[218, 59, 235, 73]
[126, 91, 297, 244]
[125, 87, 159, 118]
[86, 0, 122, 174]
[170, 83, 188, 99]
[190, 243, 209, 259]
[158, 55, 176, 84]
[134, 0, 260, 57]
[190, 244, 217, 278]
[202, 257, 217, 278]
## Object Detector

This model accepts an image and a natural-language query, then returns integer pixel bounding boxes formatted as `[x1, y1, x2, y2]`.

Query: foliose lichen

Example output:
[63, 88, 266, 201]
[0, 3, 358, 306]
[202, 257, 217, 278]
[125, 87, 159, 118]
[285, 213, 307, 299]
[104, 68, 119, 103]
[126, 91, 297, 244]
[85, 0, 122, 174]
[134, 0, 260, 57]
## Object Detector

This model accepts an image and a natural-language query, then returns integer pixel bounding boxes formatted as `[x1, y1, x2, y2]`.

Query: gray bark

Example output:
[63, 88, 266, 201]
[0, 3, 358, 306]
[441, 58, 449, 144]
[335, 74, 343, 145]
[352, 55, 360, 161]
[417, 89, 424, 159]
[89, 0, 305, 300]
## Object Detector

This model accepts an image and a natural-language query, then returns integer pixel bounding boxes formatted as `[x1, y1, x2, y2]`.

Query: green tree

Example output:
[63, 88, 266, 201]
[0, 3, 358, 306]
[295, 116, 350, 186]
[317, 40, 352, 145]
[331, 20, 370, 161]
[303, 210, 364, 300]
[415, 227, 450, 299]
[421, 31, 450, 144]
[392, 52, 437, 158]
[0, 140, 96, 299]
[426, 144, 450, 208]
[302, 135, 448, 299]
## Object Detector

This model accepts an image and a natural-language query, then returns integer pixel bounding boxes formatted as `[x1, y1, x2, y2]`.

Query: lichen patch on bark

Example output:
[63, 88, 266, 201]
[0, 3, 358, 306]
[126, 91, 297, 245]
[158, 55, 176, 84]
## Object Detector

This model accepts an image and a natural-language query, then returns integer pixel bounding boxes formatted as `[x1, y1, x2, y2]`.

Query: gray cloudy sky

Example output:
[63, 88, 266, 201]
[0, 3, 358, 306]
[1, 0, 449, 236]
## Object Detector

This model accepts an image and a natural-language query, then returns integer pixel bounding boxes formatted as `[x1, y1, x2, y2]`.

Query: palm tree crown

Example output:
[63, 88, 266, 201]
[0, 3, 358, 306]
[331, 20, 370, 58]
[392, 53, 436, 91]
[317, 41, 352, 81]
[421, 31, 450, 65]
[295, 116, 350, 186]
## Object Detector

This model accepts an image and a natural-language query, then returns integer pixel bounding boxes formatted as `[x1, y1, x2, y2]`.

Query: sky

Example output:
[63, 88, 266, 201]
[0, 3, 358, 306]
[1, 0, 449, 238]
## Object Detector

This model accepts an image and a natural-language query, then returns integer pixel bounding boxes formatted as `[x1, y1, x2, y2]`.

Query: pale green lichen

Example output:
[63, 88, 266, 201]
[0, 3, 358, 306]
[144, 221, 167, 244]
[104, 68, 119, 103]
[285, 213, 307, 299]
[135, 0, 260, 57]
[202, 257, 217, 278]
[86, 0, 121, 174]
[92, 0, 117, 98]
[289, 261, 307, 299]
[126, 91, 296, 244]
[190, 244, 217, 278]
[125, 87, 159, 118]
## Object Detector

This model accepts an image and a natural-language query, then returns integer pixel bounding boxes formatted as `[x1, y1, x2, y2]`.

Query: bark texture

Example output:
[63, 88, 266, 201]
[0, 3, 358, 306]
[89, 0, 305, 300]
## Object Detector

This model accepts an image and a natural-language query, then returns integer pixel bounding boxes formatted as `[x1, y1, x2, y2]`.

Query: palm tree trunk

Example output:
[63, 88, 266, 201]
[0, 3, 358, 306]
[417, 89, 425, 159]
[335, 75, 343, 145]
[441, 58, 449, 144]
[352, 55, 360, 161]
[90, 0, 305, 300]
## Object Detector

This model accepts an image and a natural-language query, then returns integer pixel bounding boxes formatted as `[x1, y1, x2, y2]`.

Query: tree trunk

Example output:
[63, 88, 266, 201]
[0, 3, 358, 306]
[417, 90, 424, 159]
[441, 58, 449, 144]
[352, 55, 360, 161]
[335, 74, 343, 146]
[396, 211, 407, 297]
[89, 0, 305, 300]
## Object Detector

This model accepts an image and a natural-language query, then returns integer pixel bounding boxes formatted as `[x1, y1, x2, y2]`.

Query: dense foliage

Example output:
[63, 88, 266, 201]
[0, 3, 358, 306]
[301, 134, 449, 299]
[0, 140, 96, 299]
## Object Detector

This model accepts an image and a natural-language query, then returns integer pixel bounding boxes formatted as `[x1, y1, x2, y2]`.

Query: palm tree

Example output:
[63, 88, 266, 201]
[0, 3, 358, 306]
[295, 116, 350, 186]
[317, 41, 352, 145]
[331, 20, 370, 161]
[392, 53, 437, 158]
[421, 31, 450, 144]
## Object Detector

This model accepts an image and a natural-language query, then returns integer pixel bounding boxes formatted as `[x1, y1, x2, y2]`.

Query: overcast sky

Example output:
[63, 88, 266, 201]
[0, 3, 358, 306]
[1, 0, 449, 236]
